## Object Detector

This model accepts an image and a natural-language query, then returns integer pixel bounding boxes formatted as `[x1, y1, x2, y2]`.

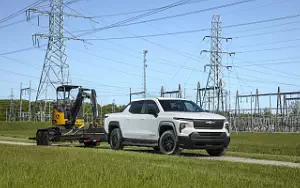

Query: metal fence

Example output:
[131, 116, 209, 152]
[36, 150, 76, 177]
[230, 115, 300, 132]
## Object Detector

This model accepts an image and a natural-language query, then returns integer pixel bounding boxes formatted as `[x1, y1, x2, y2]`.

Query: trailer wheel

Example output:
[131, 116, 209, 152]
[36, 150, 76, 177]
[42, 131, 50, 146]
[109, 128, 124, 150]
[36, 131, 43, 145]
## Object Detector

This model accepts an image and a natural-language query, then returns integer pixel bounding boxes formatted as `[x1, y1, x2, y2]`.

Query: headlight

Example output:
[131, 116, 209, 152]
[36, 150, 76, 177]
[179, 123, 187, 133]
[224, 121, 230, 133]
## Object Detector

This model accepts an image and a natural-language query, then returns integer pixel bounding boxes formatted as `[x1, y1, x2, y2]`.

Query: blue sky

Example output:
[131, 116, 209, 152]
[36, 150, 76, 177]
[1, 0, 300, 110]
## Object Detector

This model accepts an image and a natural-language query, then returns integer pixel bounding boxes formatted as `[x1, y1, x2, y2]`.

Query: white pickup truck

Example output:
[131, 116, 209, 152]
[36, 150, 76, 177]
[104, 98, 230, 155]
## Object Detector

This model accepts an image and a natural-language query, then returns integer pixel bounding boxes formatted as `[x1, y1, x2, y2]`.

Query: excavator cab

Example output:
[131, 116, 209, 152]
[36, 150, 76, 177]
[52, 85, 98, 129]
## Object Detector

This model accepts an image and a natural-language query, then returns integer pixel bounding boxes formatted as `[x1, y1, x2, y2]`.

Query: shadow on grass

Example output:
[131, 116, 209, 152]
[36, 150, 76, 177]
[123, 148, 210, 158]
[51, 144, 210, 158]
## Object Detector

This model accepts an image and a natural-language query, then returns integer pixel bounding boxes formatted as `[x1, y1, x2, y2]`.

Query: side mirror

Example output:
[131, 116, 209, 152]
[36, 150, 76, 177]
[148, 109, 158, 118]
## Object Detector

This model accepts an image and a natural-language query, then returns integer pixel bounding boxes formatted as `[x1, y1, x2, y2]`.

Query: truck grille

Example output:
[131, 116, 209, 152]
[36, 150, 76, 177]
[193, 119, 224, 129]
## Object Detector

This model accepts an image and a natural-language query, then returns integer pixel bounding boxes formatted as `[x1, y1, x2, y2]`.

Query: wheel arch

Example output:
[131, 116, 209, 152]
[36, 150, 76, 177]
[158, 121, 177, 137]
[108, 121, 120, 141]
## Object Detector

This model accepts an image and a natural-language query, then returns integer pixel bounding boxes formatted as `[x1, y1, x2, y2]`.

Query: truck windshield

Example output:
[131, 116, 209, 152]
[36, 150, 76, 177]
[159, 100, 204, 112]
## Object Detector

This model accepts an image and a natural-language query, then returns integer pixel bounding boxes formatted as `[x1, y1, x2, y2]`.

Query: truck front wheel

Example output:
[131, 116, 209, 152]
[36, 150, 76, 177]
[159, 130, 181, 155]
[206, 147, 227, 156]
[109, 128, 124, 150]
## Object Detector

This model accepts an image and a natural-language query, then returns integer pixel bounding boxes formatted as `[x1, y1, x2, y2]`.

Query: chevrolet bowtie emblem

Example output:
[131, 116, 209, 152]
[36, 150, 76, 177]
[206, 121, 215, 124]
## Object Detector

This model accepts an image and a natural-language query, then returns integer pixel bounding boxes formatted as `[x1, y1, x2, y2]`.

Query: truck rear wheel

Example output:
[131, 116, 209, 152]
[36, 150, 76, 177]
[109, 128, 124, 150]
[206, 147, 227, 156]
[159, 130, 181, 155]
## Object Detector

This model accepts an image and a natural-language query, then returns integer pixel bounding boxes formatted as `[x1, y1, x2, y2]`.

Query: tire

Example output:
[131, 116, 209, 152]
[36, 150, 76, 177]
[36, 131, 43, 145]
[109, 128, 124, 150]
[42, 131, 50, 146]
[159, 130, 181, 155]
[206, 147, 227, 156]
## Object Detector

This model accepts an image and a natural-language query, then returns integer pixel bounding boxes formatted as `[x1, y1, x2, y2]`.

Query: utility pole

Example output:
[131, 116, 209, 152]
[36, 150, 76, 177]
[200, 15, 234, 113]
[28, 81, 32, 121]
[143, 50, 148, 98]
[9, 88, 15, 121]
[112, 99, 115, 113]
[5, 108, 8, 122]
[196, 81, 201, 106]
[19, 82, 23, 121]
[100, 100, 103, 126]
[161, 84, 182, 98]
[20, 81, 32, 121]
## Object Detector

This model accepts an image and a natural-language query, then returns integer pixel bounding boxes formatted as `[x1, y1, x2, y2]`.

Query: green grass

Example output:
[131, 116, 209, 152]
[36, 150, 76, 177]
[0, 144, 299, 188]
[0, 121, 50, 139]
[229, 132, 300, 156]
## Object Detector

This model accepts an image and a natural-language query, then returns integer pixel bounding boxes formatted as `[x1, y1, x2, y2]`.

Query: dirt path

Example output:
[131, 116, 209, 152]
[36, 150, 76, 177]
[0, 140, 299, 168]
[0, 140, 36, 146]
[199, 156, 300, 168]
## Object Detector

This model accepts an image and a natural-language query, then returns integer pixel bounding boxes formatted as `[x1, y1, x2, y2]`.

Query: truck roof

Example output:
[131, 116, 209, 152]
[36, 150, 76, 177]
[131, 97, 189, 102]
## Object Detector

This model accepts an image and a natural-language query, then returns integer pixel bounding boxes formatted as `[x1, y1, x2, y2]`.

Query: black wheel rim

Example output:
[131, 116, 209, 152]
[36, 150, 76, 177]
[111, 133, 118, 147]
[162, 134, 175, 152]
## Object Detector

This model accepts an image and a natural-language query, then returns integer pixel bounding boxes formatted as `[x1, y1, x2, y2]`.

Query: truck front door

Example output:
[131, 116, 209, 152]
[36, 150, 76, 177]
[139, 100, 159, 141]
[123, 100, 144, 139]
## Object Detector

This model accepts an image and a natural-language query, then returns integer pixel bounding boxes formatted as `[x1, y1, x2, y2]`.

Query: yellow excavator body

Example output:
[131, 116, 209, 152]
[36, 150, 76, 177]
[52, 107, 84, 128]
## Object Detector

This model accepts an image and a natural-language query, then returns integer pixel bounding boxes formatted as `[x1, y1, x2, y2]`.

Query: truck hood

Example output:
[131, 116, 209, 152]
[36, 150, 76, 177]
[161, 112, 226, 120]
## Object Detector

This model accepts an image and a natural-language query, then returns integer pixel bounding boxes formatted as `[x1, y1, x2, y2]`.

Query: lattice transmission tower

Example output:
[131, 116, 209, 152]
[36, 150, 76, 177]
[27, 0, 70, 100]
[200, 15, 234, 113]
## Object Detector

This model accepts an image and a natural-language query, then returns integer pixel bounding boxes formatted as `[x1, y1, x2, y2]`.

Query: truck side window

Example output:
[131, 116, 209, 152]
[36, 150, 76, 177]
[129, 101, 144, 114]
[144, 100, 160, 114]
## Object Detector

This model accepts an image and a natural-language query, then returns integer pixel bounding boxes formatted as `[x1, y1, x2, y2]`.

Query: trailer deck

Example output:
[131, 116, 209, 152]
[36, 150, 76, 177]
[29, 126, 107, 147]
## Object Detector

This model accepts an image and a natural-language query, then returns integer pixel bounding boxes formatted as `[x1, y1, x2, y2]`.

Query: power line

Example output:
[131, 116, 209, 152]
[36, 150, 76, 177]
[235, 44, 300, 54]
[77, 0, 197, 37]
[0, 68, 39, 79]
[0, 46, 41, 56]
[233, 27, 300, 39]
[0, 55, 40, 69]
[234, 38, 300, 49]
[234, 57, 300, 79]
[238, 60, 300, 67]
[69, 47, 172, 75]
[79, 0, 255, 34]
[0, 0, 46, 24]
[75, 14, 300, 41]
[235, 56, 300, 65]
[88, 0, 209, 18]
[224, 20, 300, 36]
[0, 18, 29, 30]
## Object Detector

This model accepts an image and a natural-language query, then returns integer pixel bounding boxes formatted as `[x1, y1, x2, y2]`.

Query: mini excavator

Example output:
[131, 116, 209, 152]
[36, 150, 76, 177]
[52, 85, 98, 129]
[31, 85, 106, 147]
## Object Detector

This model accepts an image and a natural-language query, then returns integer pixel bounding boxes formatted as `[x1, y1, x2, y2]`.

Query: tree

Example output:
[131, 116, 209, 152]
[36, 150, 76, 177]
[263, 108, 272, 116]
[289, 101, 300, 115]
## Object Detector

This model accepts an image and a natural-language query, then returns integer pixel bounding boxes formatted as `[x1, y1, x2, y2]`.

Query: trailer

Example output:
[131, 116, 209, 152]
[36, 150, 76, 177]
[30, 126, 107, 147]
[29, 85, 107, 147]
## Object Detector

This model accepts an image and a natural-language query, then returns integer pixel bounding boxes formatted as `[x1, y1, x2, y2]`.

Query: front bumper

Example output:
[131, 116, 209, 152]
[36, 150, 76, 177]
[177, 132, 230, 149]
